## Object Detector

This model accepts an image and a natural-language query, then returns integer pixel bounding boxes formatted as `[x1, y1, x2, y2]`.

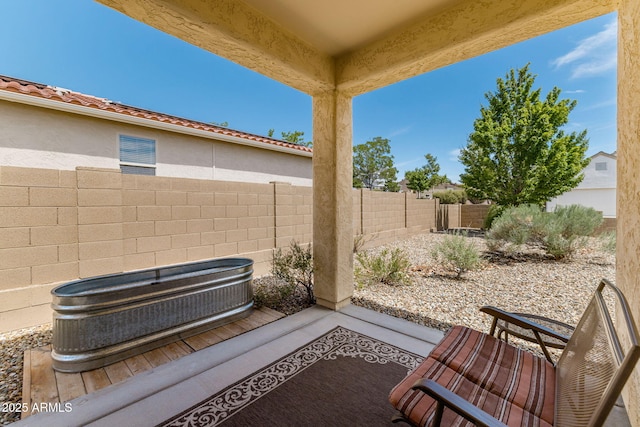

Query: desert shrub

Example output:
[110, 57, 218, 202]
[431, 232, 482, 278]
[486, 204, 540, 250]
[271, 240, 315, 304]
[253, 278, 297, 308]
[355, 248, 411, 288]
[433, 190, 467, 204]
[353, 233, 377, 253]
[552, 204, 603, 237]
[482, 204, 506, 230]
[353, 234, 366, 253]
[598, 230, 616, 255]
[486, 204, 603, 259]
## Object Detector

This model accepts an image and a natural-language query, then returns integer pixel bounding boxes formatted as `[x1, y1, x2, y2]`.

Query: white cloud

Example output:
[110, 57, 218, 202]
[449, 148, 461, 161]
[565, 89, 586, 94]
[571, 54, 617, 78]
[552, 20, 617, 79]
[582, 97, 616, 111]
[565, 121, 584, 130]
[395, 159, 421, 169]
[388, 126, 412, 138]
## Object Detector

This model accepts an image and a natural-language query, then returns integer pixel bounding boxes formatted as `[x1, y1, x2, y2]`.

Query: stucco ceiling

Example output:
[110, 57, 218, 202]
[96, 0, 615, 96]
[241, 0, 465, 56]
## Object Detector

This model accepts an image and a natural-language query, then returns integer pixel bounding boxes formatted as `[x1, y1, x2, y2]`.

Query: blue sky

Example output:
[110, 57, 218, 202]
[1, 1, 617, 182]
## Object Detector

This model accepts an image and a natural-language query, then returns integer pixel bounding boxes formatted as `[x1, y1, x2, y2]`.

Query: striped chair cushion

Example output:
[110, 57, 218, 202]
[389, 326, 555, 427]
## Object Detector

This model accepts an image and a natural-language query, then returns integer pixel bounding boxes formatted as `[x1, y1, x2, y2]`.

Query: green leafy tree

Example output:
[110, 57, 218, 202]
[459, 64, 589, 206]
[267, 129, 312, 147]
[404, 154, 448, 198]
[353, 137, 399, 190]
[384, 179, 401, 192]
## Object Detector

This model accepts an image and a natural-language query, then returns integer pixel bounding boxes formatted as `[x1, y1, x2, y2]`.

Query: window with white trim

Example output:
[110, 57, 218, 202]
[119, 134, 156, 175]
[595, 161, 607, 171]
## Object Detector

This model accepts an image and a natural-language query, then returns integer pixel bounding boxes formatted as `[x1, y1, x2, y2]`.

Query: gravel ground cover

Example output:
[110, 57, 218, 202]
[0, 232, 615, 425]
[351, 232, 615, 335]
[1, 325, 52, 425]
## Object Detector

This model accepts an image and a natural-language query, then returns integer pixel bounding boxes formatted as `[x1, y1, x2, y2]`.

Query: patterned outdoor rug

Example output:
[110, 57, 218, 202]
[159, 326, 423, 427]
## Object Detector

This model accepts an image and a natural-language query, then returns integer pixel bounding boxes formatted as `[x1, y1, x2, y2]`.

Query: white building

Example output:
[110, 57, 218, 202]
[0, 75, 312, 186]
[546, 151, 616, 218]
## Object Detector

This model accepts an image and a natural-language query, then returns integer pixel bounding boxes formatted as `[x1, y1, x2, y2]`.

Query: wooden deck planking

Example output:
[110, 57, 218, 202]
[81, 369, 111, 394]
[142, 348, 172, 368]
[103, 360, 134, 385]
[54, 371, 86, 403]
[24, 346, 59, 418]
[161, 341, 194, 360]
[22, 307, 285, 418]
[21, 350, 31, 419]
[124, 354, 153, 376]
[209, 323, 245, 341]
[183, 332, 215, 352]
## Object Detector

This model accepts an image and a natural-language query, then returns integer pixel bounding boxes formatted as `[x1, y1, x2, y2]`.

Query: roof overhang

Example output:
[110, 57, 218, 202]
[96, 0, 616, 97]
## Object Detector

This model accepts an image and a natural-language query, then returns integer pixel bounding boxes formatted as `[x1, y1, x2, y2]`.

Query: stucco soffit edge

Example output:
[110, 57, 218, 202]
[96, 0, 335, 95]
[335, 0, 616, 97]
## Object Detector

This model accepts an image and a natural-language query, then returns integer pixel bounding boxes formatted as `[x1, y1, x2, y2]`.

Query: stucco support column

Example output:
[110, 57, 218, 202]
[617, 1, 640, 426]
[312, 90, 353, 310]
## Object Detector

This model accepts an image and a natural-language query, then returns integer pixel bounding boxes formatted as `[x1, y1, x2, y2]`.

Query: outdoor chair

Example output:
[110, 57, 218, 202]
[389, 279, 640, 427]
[479, 307, 575, 364]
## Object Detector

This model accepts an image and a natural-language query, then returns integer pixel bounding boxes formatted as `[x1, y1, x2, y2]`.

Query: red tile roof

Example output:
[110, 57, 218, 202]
[0, 74, 312, 155]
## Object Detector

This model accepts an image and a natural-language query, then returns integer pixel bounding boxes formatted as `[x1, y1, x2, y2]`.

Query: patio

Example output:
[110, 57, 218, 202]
[17, 305, 444, 426]
[4, 0, 638, 424]
[19, 307, 285, 419]
[17, 303, 632, 426]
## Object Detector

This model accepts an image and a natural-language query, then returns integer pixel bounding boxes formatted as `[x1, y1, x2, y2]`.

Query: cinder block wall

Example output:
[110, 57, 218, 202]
[440, 204, 461, 230]
[407, 195, 437, 232]
[356, 189, 437, 248]
[437, 204, 491, 230]
[460, 204, 491, 229]
[0, 166, 280, 332]
[362, 190, 405, 236]
[0, 168, 438, 332]
[0, 167, 79, 331]
[274, 182, 312, 247]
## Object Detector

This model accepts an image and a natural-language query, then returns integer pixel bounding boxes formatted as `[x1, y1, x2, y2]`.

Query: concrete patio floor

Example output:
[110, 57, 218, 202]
[15, 305, 444, 427]
[15, 304, 631, 427]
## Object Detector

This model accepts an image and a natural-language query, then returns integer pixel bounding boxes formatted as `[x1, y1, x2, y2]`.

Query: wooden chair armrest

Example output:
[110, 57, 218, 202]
[412, 379, 508, 427]
[480, 306, 571, 343]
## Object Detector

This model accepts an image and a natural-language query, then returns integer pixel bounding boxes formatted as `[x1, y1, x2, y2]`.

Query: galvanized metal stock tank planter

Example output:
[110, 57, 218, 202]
[51, 258, 254, 372]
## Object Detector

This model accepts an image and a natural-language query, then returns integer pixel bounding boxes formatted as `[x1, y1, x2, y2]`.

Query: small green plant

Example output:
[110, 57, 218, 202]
[597, 230, 616, 255]
[355, 248, 411, 288]
[552, 204, 604, 238]
[486, 204, 541, 251]
[431, 233, 482, 278]
[271, 240, 315, 304]
[483, 204, 506, 230]
[253, 278, 297, 308]
[353, 233, 377, 253]
[486, 204, 603, 259]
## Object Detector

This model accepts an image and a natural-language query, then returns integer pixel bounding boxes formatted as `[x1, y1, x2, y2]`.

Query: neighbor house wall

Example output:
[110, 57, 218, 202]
[0, 168, 438, 333]
[547, 153, 617, 218]
[547, 188, 616, 218]
[0, 101, 313, 186]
